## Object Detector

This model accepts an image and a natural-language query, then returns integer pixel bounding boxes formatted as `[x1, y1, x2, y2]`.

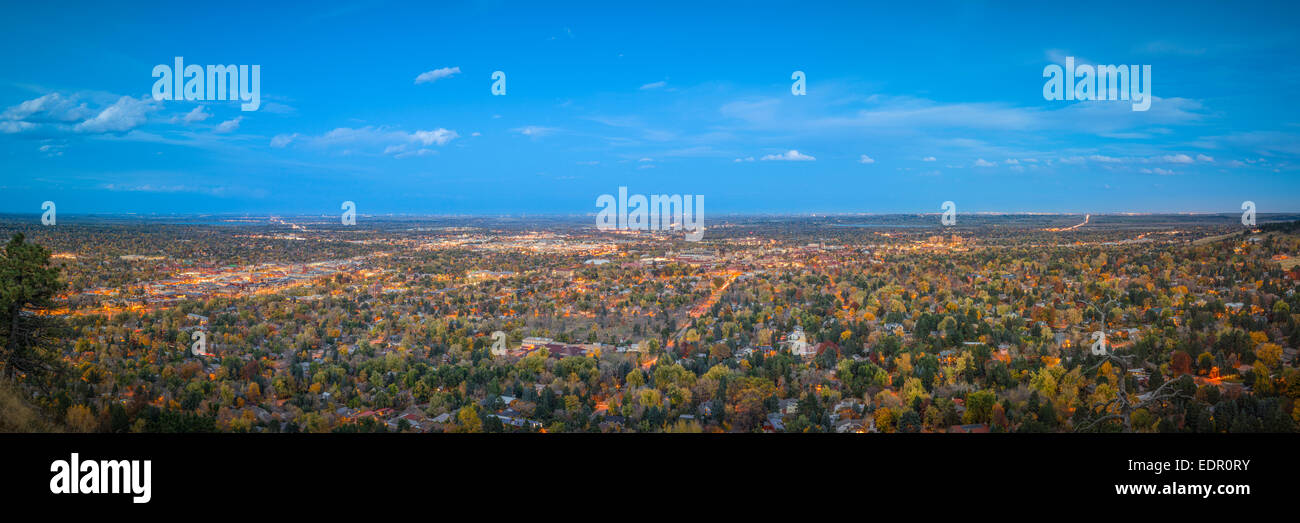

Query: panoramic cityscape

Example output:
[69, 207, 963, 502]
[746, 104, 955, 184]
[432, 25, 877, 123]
[2, 212, 1298, 434]
[1, 0, 1297, 511]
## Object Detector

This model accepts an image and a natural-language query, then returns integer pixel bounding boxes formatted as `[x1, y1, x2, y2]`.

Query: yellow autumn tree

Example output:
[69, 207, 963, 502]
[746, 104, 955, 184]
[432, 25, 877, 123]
[1256, 343, 1282, 369]
[66, 404, 97, 433]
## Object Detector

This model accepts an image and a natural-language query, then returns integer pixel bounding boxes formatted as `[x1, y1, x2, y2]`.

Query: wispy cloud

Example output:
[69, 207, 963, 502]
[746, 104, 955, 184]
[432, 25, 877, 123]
[214, 117, 243, 133]
[270, 133, 298, 148]
[513, 126, 558, 137]
[179, 106, 211, 124]
[284, 125, 460, 155]
[415, 66, 461, 85]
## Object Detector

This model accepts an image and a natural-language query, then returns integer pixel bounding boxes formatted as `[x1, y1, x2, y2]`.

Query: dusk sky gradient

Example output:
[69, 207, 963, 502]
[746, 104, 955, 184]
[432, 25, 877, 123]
[2, 1, 1298, 215]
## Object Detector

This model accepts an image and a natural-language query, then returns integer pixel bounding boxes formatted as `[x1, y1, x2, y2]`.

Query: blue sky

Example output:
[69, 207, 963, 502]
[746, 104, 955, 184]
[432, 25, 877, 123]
[2, 1, 1298, 215]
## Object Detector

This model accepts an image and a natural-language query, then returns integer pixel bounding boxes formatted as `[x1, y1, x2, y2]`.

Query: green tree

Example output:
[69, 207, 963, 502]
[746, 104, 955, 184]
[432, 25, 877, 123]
[0, 233, 65, 380]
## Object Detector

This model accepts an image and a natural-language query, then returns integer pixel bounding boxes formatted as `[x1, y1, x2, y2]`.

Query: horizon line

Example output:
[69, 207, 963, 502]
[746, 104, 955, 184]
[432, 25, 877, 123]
[1, 211, 1298, 219]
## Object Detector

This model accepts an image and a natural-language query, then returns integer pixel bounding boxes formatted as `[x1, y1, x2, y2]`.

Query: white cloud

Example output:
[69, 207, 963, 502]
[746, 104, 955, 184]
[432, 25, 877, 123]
[411, 128, 458, 146]
[734, 157, 755, 162]
[309, 126, 462, 148]
[214, 117, 243, 133]
[3, 93, 92, 122]
[638, 157, 654, 162]
[1160, 153, 1194, 164]
[1141, 167, 1176, 175]
[0, 121, 35, 133]
[973, 158, 995, 167]
[290, 126, 459, 154]
[181, 105, 211, 123]
[639, 81, 667, 90]
[73, 96, 158, 134]
[270, 133, 299, 148]
[858, 154, 875, 164]
[415, 66, 461, 84]
[1196, 154, 1214, 162]
[761, 149, 815, 161]
[922, 156, 936, 162]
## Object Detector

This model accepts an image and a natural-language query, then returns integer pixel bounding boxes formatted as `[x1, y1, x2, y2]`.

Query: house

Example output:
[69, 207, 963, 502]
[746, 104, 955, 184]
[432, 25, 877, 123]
[782, 326, 814, 356]
[520, 337, 554, 349]
[387, 412, 425, 431]
[948, 423, 990, 434]
[492, 414, 542, 429]
[833, 399, 863, 419]
[763, 413, 786, 432]
[599, 415, 627, 432]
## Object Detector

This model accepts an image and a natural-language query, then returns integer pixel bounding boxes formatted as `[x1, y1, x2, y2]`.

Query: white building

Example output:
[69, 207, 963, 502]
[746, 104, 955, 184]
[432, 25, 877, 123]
[783, 326, 814, 357]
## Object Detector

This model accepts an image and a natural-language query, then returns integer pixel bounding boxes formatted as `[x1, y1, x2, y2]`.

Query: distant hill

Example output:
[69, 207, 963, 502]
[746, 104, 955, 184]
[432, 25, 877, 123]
[1259, 219, 1300, 234]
